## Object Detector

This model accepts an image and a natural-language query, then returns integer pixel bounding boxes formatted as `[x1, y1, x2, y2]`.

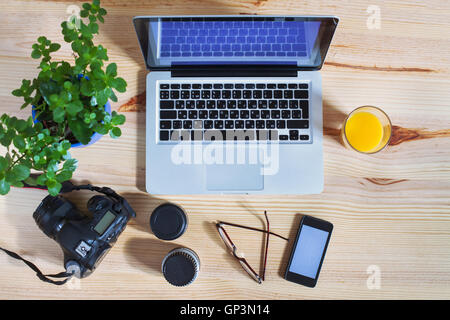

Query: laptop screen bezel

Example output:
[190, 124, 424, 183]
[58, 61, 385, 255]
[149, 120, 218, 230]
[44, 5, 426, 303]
[132, 15, 339, 71]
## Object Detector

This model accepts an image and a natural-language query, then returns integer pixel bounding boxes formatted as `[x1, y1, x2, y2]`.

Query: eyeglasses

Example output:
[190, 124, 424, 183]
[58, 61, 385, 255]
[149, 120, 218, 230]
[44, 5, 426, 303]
[216, 211, 289, 284]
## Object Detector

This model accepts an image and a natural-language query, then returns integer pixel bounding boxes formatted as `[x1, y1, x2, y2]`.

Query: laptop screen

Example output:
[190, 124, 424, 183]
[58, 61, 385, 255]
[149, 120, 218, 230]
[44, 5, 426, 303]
[134, 16, 338, 70]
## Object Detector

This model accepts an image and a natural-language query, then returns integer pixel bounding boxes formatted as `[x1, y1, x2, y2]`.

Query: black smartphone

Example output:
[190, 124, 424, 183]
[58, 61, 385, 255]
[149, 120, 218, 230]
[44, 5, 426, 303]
[284, 215, 333, 287]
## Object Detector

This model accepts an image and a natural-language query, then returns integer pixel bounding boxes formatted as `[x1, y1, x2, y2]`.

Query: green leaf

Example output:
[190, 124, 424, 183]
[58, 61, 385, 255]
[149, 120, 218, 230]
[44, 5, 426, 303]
[49, 43, 61, 52]
[93, 0, 100, 6]
[63, 158, 78, 172]
[55, 170, 72, 183]
[0, 156, 7, 172]
[111, 77, 127, 93]
[106, 63, 117, 77]
[46, 179, 62, 196]
[13, 136, 26, 150]
[12, 89, 23, 97]
[61, 140, 71, 151]
[15, 119, 28, 132]
[53, 106, 66, 123]
[11, 164, 30, 181]
[24, 176, 37, 186]
[0, 179, 10, 195]
[82, 3, 91, 10]
[112, 114, 126, 126]
[80, 9, 89, 18]
[31, 50, 42, 59]
[66, 100, 83, 116]
[36, 173, 47, 186]
[110, 127, 122, 139]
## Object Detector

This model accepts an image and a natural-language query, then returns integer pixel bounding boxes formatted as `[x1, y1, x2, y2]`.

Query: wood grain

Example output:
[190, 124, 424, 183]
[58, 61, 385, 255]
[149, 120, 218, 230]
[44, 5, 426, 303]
[0, 0, 450, 299]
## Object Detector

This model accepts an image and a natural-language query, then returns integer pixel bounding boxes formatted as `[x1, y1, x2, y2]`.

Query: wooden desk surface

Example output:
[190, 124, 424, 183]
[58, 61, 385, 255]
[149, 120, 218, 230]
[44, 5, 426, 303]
[0, 0, 449, 299]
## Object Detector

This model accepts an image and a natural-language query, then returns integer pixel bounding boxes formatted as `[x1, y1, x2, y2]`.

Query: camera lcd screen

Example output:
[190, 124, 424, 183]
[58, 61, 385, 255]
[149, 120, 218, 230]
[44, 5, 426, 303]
[288, 225, 329, 278]
[94, 211, 116, 235]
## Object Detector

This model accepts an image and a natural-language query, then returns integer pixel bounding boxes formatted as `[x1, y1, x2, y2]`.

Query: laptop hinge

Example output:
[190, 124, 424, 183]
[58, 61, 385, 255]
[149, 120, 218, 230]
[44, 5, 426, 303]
[170, 65, 298, 78]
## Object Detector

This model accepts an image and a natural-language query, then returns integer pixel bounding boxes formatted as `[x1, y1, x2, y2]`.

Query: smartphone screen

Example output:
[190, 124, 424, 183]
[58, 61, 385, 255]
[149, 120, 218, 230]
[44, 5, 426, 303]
[284, 215, 333, 287]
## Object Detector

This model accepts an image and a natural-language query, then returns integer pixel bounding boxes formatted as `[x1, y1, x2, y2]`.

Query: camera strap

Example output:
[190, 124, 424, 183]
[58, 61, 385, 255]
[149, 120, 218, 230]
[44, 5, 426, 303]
[0, 246, 74, 285]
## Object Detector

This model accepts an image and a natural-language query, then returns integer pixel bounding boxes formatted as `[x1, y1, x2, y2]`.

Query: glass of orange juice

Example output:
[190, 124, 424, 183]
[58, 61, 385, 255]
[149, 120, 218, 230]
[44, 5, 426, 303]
[341, 106, 392, 154]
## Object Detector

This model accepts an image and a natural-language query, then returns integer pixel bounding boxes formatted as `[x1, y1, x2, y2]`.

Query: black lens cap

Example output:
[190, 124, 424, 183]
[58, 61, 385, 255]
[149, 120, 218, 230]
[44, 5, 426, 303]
[162, 248, 200, 287]
[150, 203, 187, 241]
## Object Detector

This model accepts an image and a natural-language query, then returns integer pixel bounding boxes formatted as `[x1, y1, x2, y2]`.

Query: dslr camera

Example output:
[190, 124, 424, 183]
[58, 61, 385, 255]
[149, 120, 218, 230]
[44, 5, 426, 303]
[33, 184, 135, 278]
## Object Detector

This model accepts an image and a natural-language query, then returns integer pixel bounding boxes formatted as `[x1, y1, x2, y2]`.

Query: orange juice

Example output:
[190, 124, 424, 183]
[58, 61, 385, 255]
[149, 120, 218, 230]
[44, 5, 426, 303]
[342, 106, 392, 154]
[345, 112, 383, 152]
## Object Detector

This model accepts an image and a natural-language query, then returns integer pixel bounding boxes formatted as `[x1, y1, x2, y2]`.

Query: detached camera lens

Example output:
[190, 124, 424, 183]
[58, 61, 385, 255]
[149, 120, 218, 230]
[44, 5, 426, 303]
[162, 248, 200, 287]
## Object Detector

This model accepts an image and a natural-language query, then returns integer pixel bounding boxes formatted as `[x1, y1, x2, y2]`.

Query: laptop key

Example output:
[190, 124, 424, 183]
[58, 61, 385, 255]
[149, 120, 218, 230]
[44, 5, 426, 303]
[235, 120, 244, 129]
[245, 120, 255, 129]
[204, 120, 213, 129]
[273, 90, 283, 98]
[173, 120, 182, 129]
[160, 100, 174, 109]
[186, 100, 195, 109]
[294, 90, 308, 99]
[175, 101, 184, 109]
[271, 110, 280, 119]
[256, 120, 265, 129]
[181, 90, 190, 99]
[199, 110, 208, 119]
[292, 110, 301, 118]
[276, 120, 286, 129]
[160, 121, 171, 129]
[219, 110, 229, 119]
[300, 100, 309, 119]
[225, 120, 234, 129]
[196, 100, 206, 109]
[238, 100, 247, 109]
[160, 111, 177, 119]
[300, 134, 309, 140]
[214, 120, 224, 129]
[178, 111, 187, 119]
[222, 90, 231, 99]
[289, 130, 299, 140]
[217, 100, 226, 109]
[170, 91, 180, 99]
[206, 100, 216, 109]
[183, 120, 193, 129]
[160, 84, 169, 89]
[160, 131, 169, 141]
[261, 110, 270, 119]
[188, 110, 198, 119]
[209, 111, 219, 119]
[258, 100, 268, 109]
[230, 110, 239, 119]
[160, 91, 170, 99]
[279, 134, 289, 140]
[266, 120, 275, 129]
[287, 120, 309, 129]
[248, 100, 257, 109]
[227, 100, 237, 109]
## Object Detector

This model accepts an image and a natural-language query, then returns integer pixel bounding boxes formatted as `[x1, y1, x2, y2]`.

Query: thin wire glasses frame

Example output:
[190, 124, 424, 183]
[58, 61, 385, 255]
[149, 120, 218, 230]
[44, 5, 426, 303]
[216, 211, 289, 284]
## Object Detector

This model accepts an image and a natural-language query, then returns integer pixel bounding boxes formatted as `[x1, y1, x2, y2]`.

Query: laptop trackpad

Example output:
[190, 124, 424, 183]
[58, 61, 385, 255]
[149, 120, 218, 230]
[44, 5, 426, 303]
[205, 164, 263, 191]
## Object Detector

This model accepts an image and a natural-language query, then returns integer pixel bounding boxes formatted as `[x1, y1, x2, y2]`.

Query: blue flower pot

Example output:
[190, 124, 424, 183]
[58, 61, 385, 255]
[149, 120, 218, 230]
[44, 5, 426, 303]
[31, 101, 111, 148]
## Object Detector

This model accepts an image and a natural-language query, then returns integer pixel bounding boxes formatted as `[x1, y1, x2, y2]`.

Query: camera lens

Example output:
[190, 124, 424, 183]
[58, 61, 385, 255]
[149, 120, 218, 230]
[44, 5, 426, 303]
[33, 196, 66, 239]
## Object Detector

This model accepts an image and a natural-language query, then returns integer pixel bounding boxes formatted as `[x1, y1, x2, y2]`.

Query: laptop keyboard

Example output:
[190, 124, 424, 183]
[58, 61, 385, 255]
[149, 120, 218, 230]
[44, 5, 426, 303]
[158, 82, 311, 143]
[159, 18, 307, 58]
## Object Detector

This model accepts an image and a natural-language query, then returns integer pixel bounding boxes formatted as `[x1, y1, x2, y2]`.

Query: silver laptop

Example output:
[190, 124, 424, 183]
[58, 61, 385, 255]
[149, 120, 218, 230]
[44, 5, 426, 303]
[133, 16, 339, 194]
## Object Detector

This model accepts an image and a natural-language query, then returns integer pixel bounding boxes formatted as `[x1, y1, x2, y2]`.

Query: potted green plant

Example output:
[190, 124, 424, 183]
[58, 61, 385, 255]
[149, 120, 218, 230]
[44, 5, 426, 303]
[0, 0, 127, 196]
